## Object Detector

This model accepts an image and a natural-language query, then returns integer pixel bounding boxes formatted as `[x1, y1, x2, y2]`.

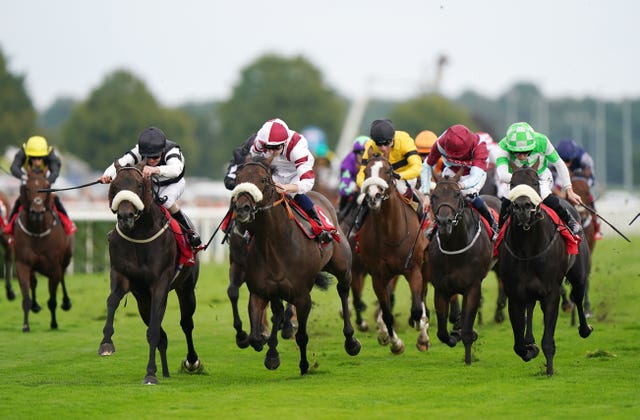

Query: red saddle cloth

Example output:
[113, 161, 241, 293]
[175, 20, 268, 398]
[159, 207, 196, 266]
[493, 204, 580, 257]
[468, 204, 499, 238]
[287, 199, 340, 243]
[3, 205, 77, 236]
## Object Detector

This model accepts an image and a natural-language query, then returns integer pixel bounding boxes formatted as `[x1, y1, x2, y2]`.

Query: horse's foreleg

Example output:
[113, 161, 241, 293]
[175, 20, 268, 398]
[29, 273, 41, 313]
[406, 269, 429, 352]
[508, 298, 538, 362]
[176, 283, 201, 373]
[294, 294, 312, 375]
[16, 264, 33, 332]
[281, 302, 297, 339]
[540, 295, 560, 376]
[248, 293, 269, 352]
[143, 285, 170, 384]
[569, 281, 594, 339]
[264, 299, 283, 370]
[434, 290, 457, 347]
[227, 263, 249, 348]
[337, 275, 361, 357]
[373, 277, 404, 354]
[98, 274, 129, 356]
[350, 270, 368, 331]
[4, 249, 15, 301]
[494, 275, 507, 324]
[60, 276, 71, 311]
[460, 285, 481, 365]
[47, 276, 60, 330]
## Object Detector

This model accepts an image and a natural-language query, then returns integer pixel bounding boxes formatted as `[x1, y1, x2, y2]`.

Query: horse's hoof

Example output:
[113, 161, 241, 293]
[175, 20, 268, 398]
[494, 311, 505, 324]
[377, 332, 391, 346]
[299, 360, 309, 375]
[579, 324, 594, 338]
[521, 344, 539, 361]
[416, 338, 430, 352]
[143, 375, 158, 385]
[98, 342, 115, 356]
[50, 322, 58, 330]
[390, 339, 405, 355]
[31, 303, 41, 313]
[6, 290, 15, 301]
[22, 325, 30, 333]
[472, 330, 479, 342]
[357, 320, 369, 332]
[236, 332, 250, 349]
[250, 341, 264, 352]
[182, 358, 203, 373]
[281, 324, 295, 339]
[264, 356, 280, 370]
[562, 301, 575, 313]
[61, 299, 71, 311]
[345, 338, 361, 356]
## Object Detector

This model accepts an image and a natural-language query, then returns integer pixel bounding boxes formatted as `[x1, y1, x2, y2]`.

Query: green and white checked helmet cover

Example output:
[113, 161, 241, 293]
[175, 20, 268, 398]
[504, 122, 536, 152]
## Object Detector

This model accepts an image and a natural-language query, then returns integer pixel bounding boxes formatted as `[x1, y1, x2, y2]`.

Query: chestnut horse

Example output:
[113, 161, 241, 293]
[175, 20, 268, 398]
[428, 171, 495, 365]
[231, 155, 360, 375]
[13, 169, 72, 332]
[98, 161, 202, 385]
[358, 153, 429, 354]
[496, 166, 593, 376]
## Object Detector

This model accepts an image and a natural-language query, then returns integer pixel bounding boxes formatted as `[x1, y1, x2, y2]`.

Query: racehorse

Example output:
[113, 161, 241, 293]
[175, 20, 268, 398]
[226, 223, 298, 348]
[338, 202, 400, 332]
[0, 191, 15, 301]
[13, 169, 72, 332]
[358, 153, 429, 354]
[231, 155, 361, 374]
[496, 165, 593, 376]
[98, 161, 202, 384]
[428, 170, 495, 365]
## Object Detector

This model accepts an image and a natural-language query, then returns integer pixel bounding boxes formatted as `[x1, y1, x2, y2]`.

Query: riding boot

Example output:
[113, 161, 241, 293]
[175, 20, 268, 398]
[172, 209, 202, 248]
[354, 205, 369, 230]
[306, 206, 332, 243]
[411, 189, 424, 220]
[543, 194, 582, 235]
[472, 195, 498, 240]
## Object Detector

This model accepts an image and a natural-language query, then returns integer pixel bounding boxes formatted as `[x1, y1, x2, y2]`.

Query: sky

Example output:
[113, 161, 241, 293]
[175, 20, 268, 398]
[1, 0, 639, 111]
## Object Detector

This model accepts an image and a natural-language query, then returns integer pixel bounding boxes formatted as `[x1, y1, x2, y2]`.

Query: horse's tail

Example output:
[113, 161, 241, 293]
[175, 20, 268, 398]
[313, 272, 332, 291]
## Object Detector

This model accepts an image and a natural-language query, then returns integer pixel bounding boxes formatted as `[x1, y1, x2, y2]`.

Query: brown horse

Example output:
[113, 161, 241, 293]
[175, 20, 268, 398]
[231, 155, 360, 375]
[428, 171, 494, 365]
[13, 169, 72, 332]
[0, 191, 15, 301]
[497, 166, 592, 376]
[358, 153, 429, 354]
[98, 161, 202, 385]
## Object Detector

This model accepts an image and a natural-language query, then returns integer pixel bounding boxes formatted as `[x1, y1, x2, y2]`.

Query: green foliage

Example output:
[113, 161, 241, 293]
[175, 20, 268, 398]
[390, 94, 477, 137]
[0, 47, 37, 153]
[0, 237, 638, 418]
[59, 69, 199, 172]
[215, 54, 347, 176]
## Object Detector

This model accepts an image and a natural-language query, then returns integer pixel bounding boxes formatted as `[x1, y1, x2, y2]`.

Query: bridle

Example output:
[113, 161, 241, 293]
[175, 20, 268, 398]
[232, 161, 287, 221]
[18, 175, 57, 238]
[432, 179, 465, 227]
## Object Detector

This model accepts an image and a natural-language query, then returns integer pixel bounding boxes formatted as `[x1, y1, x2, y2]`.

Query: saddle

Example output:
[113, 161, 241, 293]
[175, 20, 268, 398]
[286, 198, 340, 243]
[159, 207, 196, 266]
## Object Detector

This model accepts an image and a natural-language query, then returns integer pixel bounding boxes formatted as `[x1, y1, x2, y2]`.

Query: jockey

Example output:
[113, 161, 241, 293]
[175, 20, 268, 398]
[420, 124, 499, 239]
[224, 133, 256, 191]
[249, 118, 332, 243]
[5, 135, 76, 236]
[555, 138, 601, 239]
[414, 129, 439, 191]
[356, 119, 423, 210]
[495, 122, 583, 235]
[99, 126, 202, 248]
[337, 135, 368, 217]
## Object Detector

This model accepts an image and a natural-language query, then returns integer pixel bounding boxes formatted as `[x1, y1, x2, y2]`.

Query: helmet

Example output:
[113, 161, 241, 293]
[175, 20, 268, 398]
[415, 130, 437, 154]
[369, 119, 395, 145]
[24, 135, 51, 157]
[138, 127, 167, 157]
[503, 122, 536, 152]
[352, 135, 369, 153]
[257, 118, 290, 146]
[439, 125, 478, 159]
[555, 139, 578, 161]
[477, 132, 495, 145]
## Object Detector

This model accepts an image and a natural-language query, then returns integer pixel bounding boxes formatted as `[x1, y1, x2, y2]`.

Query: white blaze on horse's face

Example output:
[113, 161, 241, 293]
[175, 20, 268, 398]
[361, 161, 389, 211]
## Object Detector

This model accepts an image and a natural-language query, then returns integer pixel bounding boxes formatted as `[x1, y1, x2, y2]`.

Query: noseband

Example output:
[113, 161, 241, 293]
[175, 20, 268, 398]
[433, 181, 465, 226]
[231, 161, 286, 219]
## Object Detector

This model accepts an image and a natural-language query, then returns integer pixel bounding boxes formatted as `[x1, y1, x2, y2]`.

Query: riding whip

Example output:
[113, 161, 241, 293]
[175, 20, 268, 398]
[346, 204, 365, 238]
[404, 211, 428, 269]
[580, 202, 631, 243]
[630, 212, 640, 226]
[37, 179, 102, 193]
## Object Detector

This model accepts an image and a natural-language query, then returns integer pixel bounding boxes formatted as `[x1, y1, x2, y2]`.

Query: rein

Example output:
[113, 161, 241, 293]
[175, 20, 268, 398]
[503, 211, 560, 261]
[435, 219, 482, 255]
[16, 210, 58, 237]
[115, 218, 171, 244]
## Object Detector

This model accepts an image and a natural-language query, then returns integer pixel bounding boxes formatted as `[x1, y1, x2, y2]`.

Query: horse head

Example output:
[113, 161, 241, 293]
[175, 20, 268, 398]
[231, 155, 278, 224]
[108, 160, 152, 233]
[20, 169, 53, 226]
[431, 169, 465, 235]
[508, 184, 543, 230]
[361, 153, 396, 212]
[509, 160, 540, 194]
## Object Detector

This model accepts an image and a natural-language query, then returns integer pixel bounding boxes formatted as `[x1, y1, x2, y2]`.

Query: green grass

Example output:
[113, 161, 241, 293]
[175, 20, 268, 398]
[0, 237, 639, 419]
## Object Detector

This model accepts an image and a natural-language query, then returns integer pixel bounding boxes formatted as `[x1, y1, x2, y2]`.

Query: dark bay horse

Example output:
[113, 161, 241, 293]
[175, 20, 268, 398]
[98, 161, 202, 385]
[358, 153, 429, 354]
[428, 171, 494, 365]
[1, 191, 15, 301]
[13, 169, 72, 332]
[497, 166, 593, 376]
[231, 155, 361, 375]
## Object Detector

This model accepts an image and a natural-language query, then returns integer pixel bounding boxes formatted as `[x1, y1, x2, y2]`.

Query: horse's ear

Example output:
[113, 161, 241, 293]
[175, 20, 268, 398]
[509, 160, 517, 174]
[453, 167, 465, 181]
[265, 153, 275, 167]
[532, 158, 540, 172]
[365, 145, 374, 157]
[433, 170, 443, 183]
[114, 160, 121, 172]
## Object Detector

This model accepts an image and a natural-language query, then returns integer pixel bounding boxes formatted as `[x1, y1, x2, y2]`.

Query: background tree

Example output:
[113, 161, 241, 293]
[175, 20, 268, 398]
[0, 47, 36, 154]
[60, 69, 198, 172]
[214, 54, 347, 177]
